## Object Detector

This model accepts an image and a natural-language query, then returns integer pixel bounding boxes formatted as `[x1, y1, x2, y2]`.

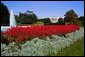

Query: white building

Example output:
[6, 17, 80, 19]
[49, 17, 59, 23]
[38, 16, 64, 23]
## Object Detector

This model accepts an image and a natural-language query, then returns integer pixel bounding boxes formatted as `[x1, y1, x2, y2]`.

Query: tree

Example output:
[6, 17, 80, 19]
[18, 10, 38, 24]
[64, 9, 78, 24]
[77, 16, 84, 26]
[15, 15, 20, 23]
[57, 18, 64, 24]
[26, 10, 33, 14]
[78, 16, 84, 21]
[43, 18, 51, 24]
[1, 2, 10, 26]
[38, 18, 51, 25]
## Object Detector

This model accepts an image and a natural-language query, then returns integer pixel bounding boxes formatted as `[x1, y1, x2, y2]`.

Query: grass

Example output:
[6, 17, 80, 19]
[49, 37, 84, 56]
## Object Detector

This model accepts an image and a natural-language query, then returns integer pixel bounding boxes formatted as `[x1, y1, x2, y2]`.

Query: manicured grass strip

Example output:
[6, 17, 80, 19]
[49, 37, 84, 56]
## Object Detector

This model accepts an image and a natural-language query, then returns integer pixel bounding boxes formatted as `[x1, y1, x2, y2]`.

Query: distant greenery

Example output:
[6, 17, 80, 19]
[38, 18, 51, 25]
[1, 2, 10, 26]
[48, 37, 84, 56]
[15, 10, 38, 24]
[57, 18, 64, 25]
[14, 9, 84, 26]
[64, 9, 78, 24]
[63, 9, 84, 26]
[77, 16, 84, 26]
[78, 16, 84, 21]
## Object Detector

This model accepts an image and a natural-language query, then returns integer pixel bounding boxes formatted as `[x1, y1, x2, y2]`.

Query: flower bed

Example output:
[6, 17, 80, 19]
[1, 27, 84, 56]
[1, 25, 79, 43]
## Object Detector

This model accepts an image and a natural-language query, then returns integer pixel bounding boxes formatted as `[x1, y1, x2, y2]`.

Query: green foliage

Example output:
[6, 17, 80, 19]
[14, 15, 20, 24]
[64, 9, 78, 24]
[78, 16, 84, 21]
[77, 21, 84, 26]
[64, 9, 78, 19]
[15, 10, 38, 24]
[1, 2, 10, 26]
[57, 18, 64, 25]
[77, 16, 84, 26]
[38, 18, 51, 25]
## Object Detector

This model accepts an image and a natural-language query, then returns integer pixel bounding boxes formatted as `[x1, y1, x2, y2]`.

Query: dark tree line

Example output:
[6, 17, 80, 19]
[15, 9, 84, 26]
[15, 10, 38, 25]
[38, 18, 51, 25]
[1, 2, 10, 26]
[78, 16, 84, 26]
[78, 16, 84, 21]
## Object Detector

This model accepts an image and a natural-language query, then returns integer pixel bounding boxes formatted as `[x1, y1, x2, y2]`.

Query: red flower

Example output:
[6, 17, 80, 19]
[2, 25, 80, 43]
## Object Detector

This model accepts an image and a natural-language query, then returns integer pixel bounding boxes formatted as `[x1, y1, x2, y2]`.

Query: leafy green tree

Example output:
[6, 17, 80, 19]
[38, 18, 51, 25]
[57, 18, 64, 24]
[78, 16, 84, 21]
[1, 2, 10, 26]
[18, 10, 38, 24]
[43, 18, 51, 24]
[64, 9, 78, 24]
[77, 16, 84, 26]
[15, 15, 20, 24]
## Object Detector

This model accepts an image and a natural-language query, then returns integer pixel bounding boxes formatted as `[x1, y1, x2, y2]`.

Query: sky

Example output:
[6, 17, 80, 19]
[1, 1, 84, 18]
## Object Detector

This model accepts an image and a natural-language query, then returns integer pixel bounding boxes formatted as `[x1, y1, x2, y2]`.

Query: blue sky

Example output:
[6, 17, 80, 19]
[1, 1, 84, 18]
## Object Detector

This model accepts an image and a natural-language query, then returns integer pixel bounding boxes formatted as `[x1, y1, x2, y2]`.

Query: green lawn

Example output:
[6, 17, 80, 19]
[49, 37, 84, 56]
